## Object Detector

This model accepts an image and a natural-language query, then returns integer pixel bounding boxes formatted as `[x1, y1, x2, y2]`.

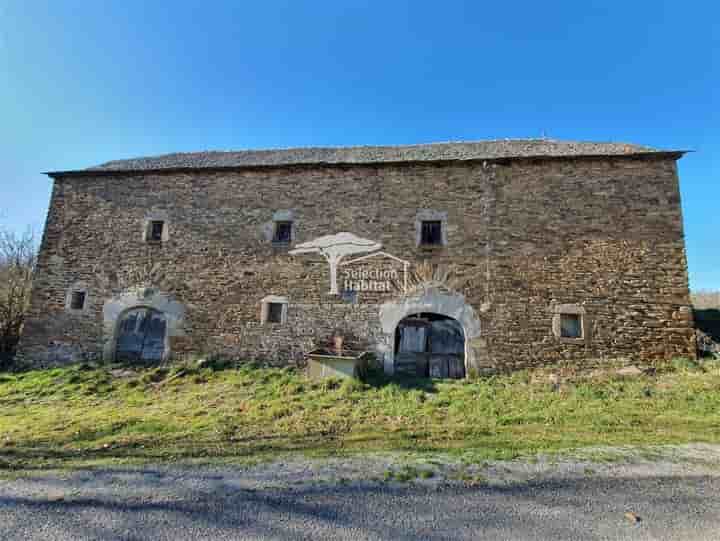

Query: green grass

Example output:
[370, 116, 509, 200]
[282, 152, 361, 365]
[0, 360, 719, 470]
[382, 465, 435, 482]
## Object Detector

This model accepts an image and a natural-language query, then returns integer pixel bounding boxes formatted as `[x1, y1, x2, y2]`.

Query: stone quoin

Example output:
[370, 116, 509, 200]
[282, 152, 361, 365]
[16, 139, 696, 376]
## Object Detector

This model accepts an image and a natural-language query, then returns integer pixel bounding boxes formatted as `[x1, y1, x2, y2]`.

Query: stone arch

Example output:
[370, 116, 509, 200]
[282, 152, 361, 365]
[394, 312, 466, 378]
[378, 287, 482, 377]
[103, 285, 185, 361]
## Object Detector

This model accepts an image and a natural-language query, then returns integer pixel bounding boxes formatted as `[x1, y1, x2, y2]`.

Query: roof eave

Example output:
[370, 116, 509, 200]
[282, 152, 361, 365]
[44, 150, 690, 178]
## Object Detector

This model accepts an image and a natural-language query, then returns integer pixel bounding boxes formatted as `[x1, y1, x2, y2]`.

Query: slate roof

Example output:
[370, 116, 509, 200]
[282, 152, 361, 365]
[48, 139, 685, 176]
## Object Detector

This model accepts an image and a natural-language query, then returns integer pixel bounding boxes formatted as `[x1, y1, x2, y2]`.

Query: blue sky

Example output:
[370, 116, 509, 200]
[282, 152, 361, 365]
[1, 1, 717, 289]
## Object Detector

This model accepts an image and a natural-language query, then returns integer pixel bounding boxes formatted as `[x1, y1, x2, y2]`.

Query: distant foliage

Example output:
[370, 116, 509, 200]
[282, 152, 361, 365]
[0, 228, 37, 364]
[692, 290, 720, 309]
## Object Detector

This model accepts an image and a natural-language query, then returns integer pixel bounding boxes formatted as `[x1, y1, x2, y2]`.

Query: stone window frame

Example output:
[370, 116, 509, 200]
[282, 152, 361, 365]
[148, 220, 165, 242]
[270, 210, 295, 249]
[551, 303, 587, 344]
[272, 221, 293, 244]
[70, 291, 86, 310]
[65, 282, 90, 315]
[415, 209, 448, 248]
[260, 295, 289, 325]
[142, 212, 170, 244]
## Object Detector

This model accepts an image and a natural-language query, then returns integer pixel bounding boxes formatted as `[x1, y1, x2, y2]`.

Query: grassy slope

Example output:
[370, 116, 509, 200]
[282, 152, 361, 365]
[1, 361, 719, 469]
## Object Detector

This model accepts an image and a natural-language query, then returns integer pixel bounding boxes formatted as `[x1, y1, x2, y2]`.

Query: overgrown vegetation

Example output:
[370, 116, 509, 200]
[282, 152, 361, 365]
[0, 359, 719, 470]
[0, 227, 36, 367]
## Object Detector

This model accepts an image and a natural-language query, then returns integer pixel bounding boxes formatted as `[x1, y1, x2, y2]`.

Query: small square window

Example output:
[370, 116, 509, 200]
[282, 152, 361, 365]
[560, 314, 582, 338]
[267, 302, 284, 323]
[149, 220, 165, 242]
[70, 291, 86, 310]
[341, 289, 358, 304]
[273, 221, 293, 244]
[420, 220, 442, 246]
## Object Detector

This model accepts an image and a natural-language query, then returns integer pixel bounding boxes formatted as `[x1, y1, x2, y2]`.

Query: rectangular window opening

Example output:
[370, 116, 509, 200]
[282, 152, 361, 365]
[341, 289, 358, 304]
[560, 313, 582, 338]
[267, 302, 284, 323]
[273, 221, 293, 244]
[421, 220, 442, 246]
[149, 220, 165, 242]
[70, 291, 86, 310]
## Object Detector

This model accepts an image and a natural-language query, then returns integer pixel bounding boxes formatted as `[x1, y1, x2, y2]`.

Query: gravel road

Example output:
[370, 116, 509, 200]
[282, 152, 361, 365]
[1, 446, 719, 540]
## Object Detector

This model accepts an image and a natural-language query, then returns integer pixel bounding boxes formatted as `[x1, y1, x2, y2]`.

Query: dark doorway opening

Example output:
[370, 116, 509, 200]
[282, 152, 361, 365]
[115, 307, 167, 363]
[394, 313, 465, 379]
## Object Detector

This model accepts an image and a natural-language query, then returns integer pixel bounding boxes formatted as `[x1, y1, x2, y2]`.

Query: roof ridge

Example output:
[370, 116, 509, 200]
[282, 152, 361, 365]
[42, 139, 686, 176]
[89, 138, 654, 169]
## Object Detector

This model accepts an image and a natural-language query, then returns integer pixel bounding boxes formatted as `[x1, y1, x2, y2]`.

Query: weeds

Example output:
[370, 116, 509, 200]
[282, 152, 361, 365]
[0, 362, 718, 469]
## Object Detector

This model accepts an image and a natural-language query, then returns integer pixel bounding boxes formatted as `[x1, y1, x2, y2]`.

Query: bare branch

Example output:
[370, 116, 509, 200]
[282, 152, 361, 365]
[0, 225, 38, 362]
[691, 290, 720, 310]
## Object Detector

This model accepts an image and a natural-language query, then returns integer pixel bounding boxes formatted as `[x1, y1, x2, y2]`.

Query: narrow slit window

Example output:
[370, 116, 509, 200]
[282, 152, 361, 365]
[149, 220, 165, 242]
[273, 221, 293, 244]
[267, 302, 284, 323]
[560, 313, 582, 338]
[70, 291, 86, 310]
[420, 220, 442, 246]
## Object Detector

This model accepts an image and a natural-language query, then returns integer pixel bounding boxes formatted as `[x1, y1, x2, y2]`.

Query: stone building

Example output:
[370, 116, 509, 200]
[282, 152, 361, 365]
[17, 139, 696, 376]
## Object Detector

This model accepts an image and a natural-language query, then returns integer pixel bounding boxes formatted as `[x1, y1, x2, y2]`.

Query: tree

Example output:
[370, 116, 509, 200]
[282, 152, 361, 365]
[692, 290, 720, 310]
[289, 232, 381, 294]
[0, 228, 37, 362]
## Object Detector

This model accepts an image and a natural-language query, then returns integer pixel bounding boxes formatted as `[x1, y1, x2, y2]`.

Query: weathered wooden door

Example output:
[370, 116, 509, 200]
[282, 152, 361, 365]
[395, 317, 431, 377]
[395, 313, 465, 378]
[115, 308, 167, 362]
[428, 318, 465, 379]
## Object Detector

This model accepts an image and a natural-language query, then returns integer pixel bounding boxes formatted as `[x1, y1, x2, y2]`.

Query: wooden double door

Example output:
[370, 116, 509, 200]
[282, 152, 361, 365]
[115, 307, 167, 363]
[394, 313, 465, 379]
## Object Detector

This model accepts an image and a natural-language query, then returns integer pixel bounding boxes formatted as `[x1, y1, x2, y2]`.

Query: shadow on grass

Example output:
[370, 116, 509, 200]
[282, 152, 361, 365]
[362, 365, 440, 393]
[0, 427, 451, 471]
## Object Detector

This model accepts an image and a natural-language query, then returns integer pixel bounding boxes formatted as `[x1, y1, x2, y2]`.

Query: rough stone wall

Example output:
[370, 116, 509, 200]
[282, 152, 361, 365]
[17, 155, 695, 371]
[476, 158, 695, 372]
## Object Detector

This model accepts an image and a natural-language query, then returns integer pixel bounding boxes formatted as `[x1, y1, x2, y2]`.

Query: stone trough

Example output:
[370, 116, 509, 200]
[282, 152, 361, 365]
[306, 348, 374, 381]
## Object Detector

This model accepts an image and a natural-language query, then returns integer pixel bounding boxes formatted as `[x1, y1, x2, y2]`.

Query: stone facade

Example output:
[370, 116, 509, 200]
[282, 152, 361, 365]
[17, 143, 696, 374]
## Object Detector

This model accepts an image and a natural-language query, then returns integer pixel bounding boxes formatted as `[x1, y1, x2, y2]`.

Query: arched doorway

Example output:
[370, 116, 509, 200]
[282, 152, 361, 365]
[103, 286, 185, 362]
[379, 287, 482, 378]
[115, 307, 167, 363]
[394, 313, 465, 378]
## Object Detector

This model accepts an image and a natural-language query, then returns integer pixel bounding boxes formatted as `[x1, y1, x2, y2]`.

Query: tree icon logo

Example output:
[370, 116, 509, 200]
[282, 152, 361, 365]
[290, 232, 407, 295]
